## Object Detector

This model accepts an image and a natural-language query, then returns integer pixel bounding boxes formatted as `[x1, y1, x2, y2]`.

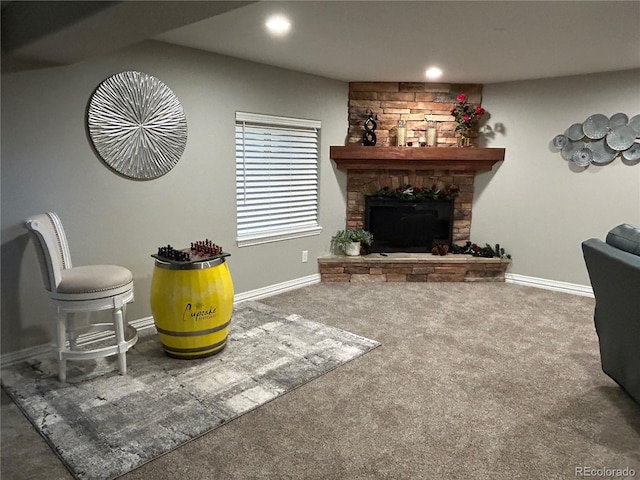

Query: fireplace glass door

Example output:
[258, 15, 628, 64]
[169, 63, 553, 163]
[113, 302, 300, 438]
[365, 197, 454, 253]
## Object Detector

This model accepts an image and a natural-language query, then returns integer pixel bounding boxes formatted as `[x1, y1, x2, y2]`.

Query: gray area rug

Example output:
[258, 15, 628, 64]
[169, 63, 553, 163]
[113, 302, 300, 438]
[1, 301, 380, 480]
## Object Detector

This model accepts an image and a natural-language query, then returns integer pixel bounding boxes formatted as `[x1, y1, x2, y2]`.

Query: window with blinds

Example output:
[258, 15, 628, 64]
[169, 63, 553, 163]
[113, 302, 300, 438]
[235, 112, 322, 246]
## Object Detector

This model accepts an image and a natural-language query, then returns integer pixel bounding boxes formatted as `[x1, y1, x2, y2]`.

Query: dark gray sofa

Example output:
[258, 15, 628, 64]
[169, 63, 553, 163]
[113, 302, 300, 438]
[582, 224, 640, 405]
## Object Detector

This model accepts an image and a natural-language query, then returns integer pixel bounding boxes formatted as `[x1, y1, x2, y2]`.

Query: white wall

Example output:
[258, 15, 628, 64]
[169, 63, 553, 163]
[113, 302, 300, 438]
[1, 41, 348, 354]
[473, 69, 640, 285]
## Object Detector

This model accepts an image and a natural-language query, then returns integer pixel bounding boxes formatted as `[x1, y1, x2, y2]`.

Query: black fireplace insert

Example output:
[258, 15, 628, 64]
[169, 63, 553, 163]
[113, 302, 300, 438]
[365, 197, 454, 253]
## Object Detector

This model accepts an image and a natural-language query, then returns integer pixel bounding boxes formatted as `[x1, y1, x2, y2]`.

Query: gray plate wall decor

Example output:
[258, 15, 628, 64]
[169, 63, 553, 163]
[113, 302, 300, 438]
[607, 125, 636, 151]
[622, 142, 640, 162]
[587, 138, 617, 165]
[608, 112, 629, 129]
[572, 148, 592, 167]
[583, 114, 609, 140]
[561, 140, 584, 160]
[566, 123, 585, 141]
[552, 134, 568, 149]
[88, 71, 187, 180]
[552, 112, 640, 168]
[629, 114, 640, 136]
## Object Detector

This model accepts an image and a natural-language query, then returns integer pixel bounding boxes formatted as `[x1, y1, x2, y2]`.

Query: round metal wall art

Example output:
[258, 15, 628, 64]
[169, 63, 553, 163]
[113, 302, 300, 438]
[622, 142, 640, 163]
[561, 140, 583, 161]
[551, 112, 640, 168]
[552, 134, 568, 149]
[566, 123, 585, 141]
[572, 148, 592, 167]
[608, 112, 628, 128]
[587, 138, 617, 165]
[583, 114, 608, 139]
[629, 114, 640, 135]
[606, 125, 636, 151]
[88, 71, 187, 180]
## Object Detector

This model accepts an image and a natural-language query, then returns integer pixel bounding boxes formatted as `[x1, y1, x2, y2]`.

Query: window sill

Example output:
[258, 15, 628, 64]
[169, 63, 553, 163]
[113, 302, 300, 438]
[237, 226, 322, 247]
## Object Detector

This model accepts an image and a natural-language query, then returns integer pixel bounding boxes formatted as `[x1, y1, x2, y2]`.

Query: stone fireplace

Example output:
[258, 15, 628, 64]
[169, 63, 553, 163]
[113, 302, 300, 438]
[318, 81, 509, 283]
[319, 146, 508, 282]
[342, 80, 489, 244]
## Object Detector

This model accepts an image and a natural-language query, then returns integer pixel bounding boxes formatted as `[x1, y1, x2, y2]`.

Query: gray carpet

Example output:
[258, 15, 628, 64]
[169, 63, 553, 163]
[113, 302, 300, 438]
[0, 301, 380, 480]
[2, 283, 639, 480]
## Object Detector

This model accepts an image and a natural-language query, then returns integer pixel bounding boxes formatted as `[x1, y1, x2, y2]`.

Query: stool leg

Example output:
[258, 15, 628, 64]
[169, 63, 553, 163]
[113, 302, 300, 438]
[113, 306, 127, 375]
[67, 313, 78, 350]
[56, 312, 67, 382]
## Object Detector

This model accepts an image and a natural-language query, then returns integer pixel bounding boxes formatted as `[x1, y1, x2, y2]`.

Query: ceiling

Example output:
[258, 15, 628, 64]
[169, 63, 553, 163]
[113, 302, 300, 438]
[3, 1, 640, 84]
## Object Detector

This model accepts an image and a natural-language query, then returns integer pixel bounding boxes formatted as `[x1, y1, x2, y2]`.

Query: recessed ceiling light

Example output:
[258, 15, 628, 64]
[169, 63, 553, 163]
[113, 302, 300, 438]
[265, 14, 291, 36]
[425, 66, 443, 80]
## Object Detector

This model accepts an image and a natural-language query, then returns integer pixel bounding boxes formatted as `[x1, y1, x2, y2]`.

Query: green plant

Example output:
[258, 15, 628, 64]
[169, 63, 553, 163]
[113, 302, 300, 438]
[331, 228, 374, 250]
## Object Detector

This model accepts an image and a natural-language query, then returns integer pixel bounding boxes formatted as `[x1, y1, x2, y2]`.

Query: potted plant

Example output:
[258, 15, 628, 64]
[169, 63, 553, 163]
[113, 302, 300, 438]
[331, 228, 373, 256]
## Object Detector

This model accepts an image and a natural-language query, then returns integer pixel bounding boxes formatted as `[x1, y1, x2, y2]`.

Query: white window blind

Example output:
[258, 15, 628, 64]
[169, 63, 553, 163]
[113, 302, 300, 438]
[235, 112, 322, 246]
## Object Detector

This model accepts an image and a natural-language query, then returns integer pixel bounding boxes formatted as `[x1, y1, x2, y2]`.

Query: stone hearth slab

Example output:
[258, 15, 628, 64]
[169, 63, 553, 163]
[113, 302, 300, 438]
[318, 254, 510, 283]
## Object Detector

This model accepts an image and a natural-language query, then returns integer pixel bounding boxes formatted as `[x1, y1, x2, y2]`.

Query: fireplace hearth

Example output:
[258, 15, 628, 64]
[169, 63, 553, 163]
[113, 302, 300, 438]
[365, 197, 453, 253]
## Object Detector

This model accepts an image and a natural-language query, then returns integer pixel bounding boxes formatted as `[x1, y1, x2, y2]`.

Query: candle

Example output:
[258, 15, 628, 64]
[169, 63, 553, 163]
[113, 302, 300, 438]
[397, 120, 406, 147]
[427, 126, 437, 147]
[425, 117, 437, 147]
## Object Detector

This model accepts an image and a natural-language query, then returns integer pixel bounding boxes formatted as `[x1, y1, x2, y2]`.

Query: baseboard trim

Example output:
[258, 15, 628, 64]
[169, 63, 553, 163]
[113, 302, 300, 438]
[1, 274, 322, 367]
[233, 273, 322, 303]
[0, 344, 53, 368]
[75, 316, 157, 346]
[505, 273, 594, 298]
[0, 317, 158, 368]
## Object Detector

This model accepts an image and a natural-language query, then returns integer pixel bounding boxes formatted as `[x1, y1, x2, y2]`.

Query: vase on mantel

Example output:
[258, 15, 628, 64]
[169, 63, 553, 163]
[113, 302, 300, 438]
[457, 129, 478, 147]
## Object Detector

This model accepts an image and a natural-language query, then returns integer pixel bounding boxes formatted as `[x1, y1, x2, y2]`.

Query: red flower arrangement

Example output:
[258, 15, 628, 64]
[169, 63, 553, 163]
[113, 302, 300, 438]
[450, 93, 486, 131]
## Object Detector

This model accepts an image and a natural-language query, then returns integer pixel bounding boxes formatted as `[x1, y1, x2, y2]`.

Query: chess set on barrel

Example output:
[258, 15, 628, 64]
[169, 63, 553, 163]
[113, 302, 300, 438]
[152, 239, 228, 264]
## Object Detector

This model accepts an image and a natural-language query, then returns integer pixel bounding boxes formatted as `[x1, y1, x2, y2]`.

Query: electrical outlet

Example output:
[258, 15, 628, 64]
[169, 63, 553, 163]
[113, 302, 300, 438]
[302, 250, 308, 263]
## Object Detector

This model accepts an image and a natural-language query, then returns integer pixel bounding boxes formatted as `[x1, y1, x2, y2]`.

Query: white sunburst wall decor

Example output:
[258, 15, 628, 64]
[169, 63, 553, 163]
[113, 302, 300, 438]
[88, 71, 188, 180]
[551, 113, 640, 168]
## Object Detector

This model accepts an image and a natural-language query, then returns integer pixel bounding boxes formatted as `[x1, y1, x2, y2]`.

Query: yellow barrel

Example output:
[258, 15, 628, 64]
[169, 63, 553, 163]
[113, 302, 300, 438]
[150, 256, 234, 359]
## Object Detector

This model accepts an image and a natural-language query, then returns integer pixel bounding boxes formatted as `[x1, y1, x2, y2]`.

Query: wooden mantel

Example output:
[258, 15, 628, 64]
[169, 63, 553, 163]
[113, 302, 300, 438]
[330, 146, 505, 172]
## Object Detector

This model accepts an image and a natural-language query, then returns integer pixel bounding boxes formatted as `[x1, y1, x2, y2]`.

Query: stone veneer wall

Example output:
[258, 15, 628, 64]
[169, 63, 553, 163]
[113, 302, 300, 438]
[348, 82, 483, 147]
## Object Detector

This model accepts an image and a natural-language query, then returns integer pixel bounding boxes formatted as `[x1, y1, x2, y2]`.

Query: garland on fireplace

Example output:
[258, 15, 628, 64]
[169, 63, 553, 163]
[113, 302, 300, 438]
[451, 242, 512, 259]
[368, 184, 460, 201]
